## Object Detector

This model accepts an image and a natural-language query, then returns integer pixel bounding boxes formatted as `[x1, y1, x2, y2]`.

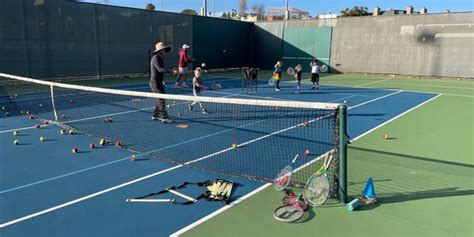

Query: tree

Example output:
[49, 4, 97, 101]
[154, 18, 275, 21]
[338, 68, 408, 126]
[181, 9, 198, 15]
[146, 3, 155, 11]
[251, 4, 265, 21]
[340, 6, 369, 17]
[239, 0, 247, 17]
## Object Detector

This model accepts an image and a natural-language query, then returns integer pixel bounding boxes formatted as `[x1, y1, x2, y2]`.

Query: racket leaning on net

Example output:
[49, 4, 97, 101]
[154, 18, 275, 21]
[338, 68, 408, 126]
[302, 152, 334, 206]
[286, 67, 295, 76]
[273, 154, 299, 191]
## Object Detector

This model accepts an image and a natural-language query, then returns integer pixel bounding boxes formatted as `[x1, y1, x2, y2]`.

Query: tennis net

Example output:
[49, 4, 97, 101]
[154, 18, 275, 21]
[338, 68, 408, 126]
[0, 73, 348, 203]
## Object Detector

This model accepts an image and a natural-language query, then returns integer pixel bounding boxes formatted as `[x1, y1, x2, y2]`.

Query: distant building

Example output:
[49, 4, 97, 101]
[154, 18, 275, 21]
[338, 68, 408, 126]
[267, 7, 310, 19]
[318, 13, 338, 19]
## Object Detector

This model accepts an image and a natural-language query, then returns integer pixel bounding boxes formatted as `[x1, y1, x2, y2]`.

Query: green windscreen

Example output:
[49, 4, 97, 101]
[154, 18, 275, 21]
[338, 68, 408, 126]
[282, 26, 332, 72]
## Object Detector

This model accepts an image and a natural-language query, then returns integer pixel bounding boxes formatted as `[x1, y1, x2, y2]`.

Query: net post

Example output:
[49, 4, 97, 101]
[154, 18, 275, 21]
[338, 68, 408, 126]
[338, 104, 348, 203]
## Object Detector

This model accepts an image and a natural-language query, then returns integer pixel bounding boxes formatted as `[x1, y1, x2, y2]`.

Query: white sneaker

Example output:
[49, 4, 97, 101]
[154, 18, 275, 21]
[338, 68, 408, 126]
[201, 109, 208, 114]
[152, 116, 159, 121]
[160, 118, 173, 123]
[275, 88, 281, 92]
[174, 82, 181, 88]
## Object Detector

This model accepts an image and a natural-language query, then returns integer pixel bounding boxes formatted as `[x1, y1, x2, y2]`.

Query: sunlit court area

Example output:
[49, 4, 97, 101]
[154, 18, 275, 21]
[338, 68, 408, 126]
[0, 0, 473, 236]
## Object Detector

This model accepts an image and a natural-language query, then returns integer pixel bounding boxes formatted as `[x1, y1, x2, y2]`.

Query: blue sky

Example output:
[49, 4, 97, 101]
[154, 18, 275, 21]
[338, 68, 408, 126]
[82, 0, 473, 16]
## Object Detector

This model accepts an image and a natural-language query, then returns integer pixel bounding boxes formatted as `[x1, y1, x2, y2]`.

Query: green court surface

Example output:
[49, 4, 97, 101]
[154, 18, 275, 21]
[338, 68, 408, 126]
[179, 73, 473, 237]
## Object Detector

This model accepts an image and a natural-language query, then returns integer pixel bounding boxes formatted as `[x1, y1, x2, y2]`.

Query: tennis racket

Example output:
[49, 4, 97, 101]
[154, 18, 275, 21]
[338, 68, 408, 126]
[302, 152, 334, 206]
[268, 77, 275, 86]
[286, 67, 295, 76]
[202, 82, 222, 91]
[210, 81, 222, 91]
[320, 65, 328, 73]
[273, 193, 306, 223]
[273, 154, 299, 191]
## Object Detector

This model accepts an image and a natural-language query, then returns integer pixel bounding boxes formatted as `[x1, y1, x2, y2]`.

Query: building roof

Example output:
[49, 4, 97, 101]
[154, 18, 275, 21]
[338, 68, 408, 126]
[267, 7, 309, 16]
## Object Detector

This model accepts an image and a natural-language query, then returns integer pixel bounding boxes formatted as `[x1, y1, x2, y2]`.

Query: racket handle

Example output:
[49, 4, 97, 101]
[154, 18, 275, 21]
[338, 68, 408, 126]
[126, 198, 174, 203]
[167, 189, 198, 203]
[292, 154, 299, 163]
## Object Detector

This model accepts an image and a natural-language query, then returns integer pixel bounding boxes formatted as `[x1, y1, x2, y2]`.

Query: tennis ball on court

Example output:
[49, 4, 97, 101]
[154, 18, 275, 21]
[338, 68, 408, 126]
[232, 143, 238, 148]
[5, 112, 10, 117]
[383, 134, 388, 140]
[90, 143, 96, 149]
[130, 155, 136, 161]
[201, 63, 206, 68]
[99, 138, 106, 146]
[72, 147, 79, 153]
[40, 136, 46, 142]
[68, 130, 76, 135]
[304, 150, 311, 156]
[13, 131, 19, 136]
[60, 129, 66, 135]
[14, 139, 20, 145]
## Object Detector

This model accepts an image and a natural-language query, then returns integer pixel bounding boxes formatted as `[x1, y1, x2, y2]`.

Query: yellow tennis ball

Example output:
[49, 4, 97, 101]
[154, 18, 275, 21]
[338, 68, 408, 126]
[40, 136, 46, 141]
[14, 139, 20, 145]
[13, 131, 19, 136]
[201, 63, 206, 68]
[232, 143, 238, 148]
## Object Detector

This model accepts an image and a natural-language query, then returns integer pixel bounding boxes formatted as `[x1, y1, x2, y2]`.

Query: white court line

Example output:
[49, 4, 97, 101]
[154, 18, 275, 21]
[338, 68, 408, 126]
[169, 90, 407, 236]
[350, 93, 442, 142]
[354, 78, 393, 87]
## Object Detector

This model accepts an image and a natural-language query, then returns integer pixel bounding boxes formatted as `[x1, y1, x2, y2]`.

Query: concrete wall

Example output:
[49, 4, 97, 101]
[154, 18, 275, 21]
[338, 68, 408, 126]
[330, 12, 474, 78]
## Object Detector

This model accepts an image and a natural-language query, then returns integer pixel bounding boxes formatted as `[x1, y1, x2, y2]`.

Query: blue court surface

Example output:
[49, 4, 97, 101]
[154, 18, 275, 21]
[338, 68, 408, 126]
[0, 77, 438, 236]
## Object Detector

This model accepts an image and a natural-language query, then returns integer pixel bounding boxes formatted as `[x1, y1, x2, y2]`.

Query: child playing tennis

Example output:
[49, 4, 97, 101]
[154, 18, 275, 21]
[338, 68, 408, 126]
[294, 64, 302, 93]
[310, 58, 320, 90]
[189, 67, 208, 114]
[273, 61, 283, 91]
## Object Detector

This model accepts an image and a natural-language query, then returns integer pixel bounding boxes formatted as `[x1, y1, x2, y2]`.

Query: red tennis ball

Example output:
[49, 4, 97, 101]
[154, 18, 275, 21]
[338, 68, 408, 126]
[115, 140, 122, 147]
[130, 155, 135, 161]
[35, 124, 41, 129]
[89, 143, 96, 149]
[43, 120, 49, 125]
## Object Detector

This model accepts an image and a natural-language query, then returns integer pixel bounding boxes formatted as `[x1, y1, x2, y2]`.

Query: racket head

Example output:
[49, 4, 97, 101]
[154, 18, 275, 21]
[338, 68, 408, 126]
[286, 67, 295, 76]
[210, 82, 222, 91]
[268, 77, 275, 86]
[282, 195, 308, 211]
[303, 174, 330, 206]
[273, 205, 304, 223]
[273, 166, 293, 190]
[320, 64, 329, 73]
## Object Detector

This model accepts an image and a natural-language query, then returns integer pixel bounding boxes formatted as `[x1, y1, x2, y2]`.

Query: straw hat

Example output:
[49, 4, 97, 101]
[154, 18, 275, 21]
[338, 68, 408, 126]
[153, 42, 171, 53]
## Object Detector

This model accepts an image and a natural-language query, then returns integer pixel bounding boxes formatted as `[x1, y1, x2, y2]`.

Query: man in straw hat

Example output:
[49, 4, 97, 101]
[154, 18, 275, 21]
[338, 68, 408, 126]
[150, 42, 172, 123]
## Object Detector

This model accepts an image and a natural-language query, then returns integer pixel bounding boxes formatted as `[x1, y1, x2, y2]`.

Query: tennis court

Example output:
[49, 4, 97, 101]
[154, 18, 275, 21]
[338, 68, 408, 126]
[1, 1, 473, 236]
[2, 70, 464, 236]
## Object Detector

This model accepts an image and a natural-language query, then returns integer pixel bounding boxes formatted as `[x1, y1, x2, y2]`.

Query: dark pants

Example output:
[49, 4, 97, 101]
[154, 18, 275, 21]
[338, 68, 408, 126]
[149, 80, 169, 119]
[276, 80, 281, 89]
